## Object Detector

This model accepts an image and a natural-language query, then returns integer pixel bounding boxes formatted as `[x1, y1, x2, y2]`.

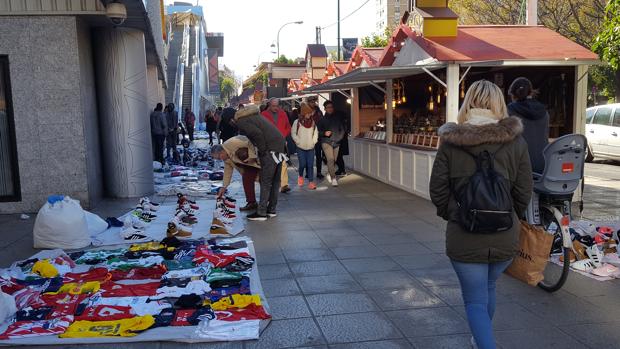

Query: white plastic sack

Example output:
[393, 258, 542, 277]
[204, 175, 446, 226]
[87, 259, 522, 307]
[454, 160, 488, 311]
[0, 291, 16, 323]
[85, 211, 108, 236]
[33, 196, 91, 249]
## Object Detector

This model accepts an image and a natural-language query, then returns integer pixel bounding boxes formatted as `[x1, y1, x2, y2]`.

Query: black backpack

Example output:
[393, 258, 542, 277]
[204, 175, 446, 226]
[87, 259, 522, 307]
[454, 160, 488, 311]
[455, 145, 514, 234]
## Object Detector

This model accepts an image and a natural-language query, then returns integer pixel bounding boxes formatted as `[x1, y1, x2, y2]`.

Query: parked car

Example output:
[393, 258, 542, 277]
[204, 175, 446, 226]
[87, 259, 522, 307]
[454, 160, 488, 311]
[585, 103, 620, 162]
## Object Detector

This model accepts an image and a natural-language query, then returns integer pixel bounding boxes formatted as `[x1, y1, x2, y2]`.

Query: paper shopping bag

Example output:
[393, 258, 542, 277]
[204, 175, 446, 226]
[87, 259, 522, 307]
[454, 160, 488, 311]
[505, 221, 554, 286]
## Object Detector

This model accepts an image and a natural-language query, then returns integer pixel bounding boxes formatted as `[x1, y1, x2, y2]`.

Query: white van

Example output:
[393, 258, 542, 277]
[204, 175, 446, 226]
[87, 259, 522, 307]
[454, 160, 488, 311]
[585, 103, 620, 161]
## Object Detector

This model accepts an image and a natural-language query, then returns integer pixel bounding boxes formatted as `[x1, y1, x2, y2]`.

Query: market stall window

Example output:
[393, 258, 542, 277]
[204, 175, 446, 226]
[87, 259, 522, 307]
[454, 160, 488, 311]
[0, 56, 20, 202]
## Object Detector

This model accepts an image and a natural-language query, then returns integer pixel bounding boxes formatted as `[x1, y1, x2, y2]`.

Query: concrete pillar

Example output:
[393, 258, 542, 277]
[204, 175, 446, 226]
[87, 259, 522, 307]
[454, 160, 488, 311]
[147, 65, 160, 109]
[573, 65, 588, 135]
[351, 87, 360, 136]
[386, 79, 394, 144]
[446, 64, 460, 123]
[93, 28, 154, 198]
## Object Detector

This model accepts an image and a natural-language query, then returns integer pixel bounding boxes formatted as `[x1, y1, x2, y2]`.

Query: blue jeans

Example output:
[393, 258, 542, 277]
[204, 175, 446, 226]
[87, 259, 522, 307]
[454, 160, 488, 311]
[451, 259, 513, 349]
[297, 149, 315, 182]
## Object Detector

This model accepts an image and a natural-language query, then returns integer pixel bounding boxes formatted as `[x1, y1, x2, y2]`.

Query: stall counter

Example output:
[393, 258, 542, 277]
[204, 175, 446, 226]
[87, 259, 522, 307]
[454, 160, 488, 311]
[350, 137, 437, 199]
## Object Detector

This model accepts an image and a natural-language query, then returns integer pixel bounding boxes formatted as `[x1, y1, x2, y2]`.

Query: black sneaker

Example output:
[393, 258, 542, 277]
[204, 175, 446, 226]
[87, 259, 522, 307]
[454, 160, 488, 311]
[316, 174, 324, 180]
[281, 185, 291, 193]
[267, 211, 277, 218]
[247, 213, 268, 221]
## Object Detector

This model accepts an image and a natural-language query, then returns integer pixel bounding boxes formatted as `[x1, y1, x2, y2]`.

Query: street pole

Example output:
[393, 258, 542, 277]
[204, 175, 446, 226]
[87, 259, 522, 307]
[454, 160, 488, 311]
[277, 21, 304, 60]
[337, 0, 341, 60]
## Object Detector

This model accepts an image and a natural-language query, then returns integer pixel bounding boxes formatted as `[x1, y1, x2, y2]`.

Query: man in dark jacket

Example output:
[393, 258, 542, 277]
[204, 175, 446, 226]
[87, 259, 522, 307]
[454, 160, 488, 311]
[184, 108, 196, 142]
[165, 103, 178, 158]
[307, 96, 324, 179]
[235, 105, 287, 221]
[218, 107, 238, 142]
[318, 101, 345, 186]
[150, 103, 168, 165]
[507, 77, 549, 174]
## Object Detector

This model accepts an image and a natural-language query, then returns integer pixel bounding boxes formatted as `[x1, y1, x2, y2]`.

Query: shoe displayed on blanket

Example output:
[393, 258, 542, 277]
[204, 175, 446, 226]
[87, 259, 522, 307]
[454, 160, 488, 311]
[213, 213, 234, 225]
[572, 240, 589, 260]
[124, 215, 147, 229]
[170, 217, 194, 232]
[221, 198, 236, 209]
[224, 196, 236, 203]
[603, 253, 620, 265]
[121, 227, 151, 242]
[586, 245, 604, 268]
[591, 263, 620, 277]
[139, 197, 160, 212]
[106, 217, 124, 228]
[210, 224, 229, 236]
[571, 259, 596, 273]
[212, 217, 232, 228]
[177, 195, 199, 210]
[134, 208, 156, 219]
[167, 222, 192, 239]
[179, 203, 197, 216]
[175, 211, 198, 225]
[132, 210, 153, 223]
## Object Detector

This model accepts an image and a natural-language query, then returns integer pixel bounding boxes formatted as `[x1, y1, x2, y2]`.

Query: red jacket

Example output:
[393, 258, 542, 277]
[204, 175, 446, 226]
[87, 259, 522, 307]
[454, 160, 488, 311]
[261, 108, 291, 137]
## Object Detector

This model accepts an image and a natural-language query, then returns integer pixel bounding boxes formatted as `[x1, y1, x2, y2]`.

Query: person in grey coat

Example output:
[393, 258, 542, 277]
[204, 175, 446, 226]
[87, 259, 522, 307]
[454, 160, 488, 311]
[234, 104, 287, 221]
[165, 103, 179, 158]
[150, 103, 168, 165]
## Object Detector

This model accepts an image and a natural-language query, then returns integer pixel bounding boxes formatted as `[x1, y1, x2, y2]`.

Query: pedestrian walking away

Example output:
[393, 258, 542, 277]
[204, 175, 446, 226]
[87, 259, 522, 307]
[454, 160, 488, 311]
[307, 95, 324, 179]
[336, 111, 350, 175]
[206, 110, 218, 145]
[318, 100, 345, 187]
[184, 108, 196, 142]
[507, 77, 550, 174]
[165, 103, 179, 159]
[210, 136, 260, 212]
[429, 80, 533, 349]
[235, 104, 287, 221]
[150, 103, 168, 165]
[261, 98, 292, 194]
[292, 102, 319, 190]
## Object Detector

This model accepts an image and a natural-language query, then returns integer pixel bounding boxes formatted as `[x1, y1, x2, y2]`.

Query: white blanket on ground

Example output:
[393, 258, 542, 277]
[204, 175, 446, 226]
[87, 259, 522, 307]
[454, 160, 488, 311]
[90, 200, 244, 247]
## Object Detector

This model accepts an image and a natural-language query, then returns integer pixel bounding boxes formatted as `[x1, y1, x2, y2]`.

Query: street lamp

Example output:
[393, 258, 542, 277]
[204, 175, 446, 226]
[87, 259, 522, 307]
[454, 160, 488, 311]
[277, 21, 303, 59]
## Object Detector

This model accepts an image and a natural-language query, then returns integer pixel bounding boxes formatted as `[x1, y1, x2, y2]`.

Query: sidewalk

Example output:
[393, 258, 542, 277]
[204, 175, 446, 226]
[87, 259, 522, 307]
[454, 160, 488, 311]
[1, 171, 620, 348]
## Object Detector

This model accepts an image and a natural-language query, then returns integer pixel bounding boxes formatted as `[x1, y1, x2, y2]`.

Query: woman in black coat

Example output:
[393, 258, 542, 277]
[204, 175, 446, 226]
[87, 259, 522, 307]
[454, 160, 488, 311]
[218, 107, 238, 143]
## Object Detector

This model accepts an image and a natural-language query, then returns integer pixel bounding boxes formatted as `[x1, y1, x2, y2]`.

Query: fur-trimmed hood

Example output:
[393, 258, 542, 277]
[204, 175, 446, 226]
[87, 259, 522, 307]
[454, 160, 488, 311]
[234, 104, 260, 120]
[438, 116, 523, 147]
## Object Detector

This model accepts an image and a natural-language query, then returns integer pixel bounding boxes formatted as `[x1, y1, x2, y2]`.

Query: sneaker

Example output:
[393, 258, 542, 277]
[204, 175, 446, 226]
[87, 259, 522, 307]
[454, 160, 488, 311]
[297, 176, 304, 187]
[240, 202, 258, 211]
[139, 197, 160, 211]
[326, 174, 332, 183]
[121, 227, 151, 242]
[281, 185, 291, 193]
[267, 211, 277, 218]
[124, 216, 147, 229]
[308, 182, 317, 190]
[471, 336, 477, 349]
[332, 178, 338, 187]
[167, 222, 192, 238]
[247, 213, 268, 221]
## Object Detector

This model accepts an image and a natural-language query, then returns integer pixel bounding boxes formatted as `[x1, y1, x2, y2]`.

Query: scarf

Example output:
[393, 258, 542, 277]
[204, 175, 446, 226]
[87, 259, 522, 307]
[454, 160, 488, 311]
[464, 108, 500, 126]
[296, 117, 315, 136]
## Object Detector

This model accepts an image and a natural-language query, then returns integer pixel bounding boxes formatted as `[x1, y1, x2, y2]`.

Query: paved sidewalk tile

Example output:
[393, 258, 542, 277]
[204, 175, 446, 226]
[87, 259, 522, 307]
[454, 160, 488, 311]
[386, 307, 470, 338]
[245, 318, 326, 349]
[306, 292, 380, 316]
[316, 312, 403, 344]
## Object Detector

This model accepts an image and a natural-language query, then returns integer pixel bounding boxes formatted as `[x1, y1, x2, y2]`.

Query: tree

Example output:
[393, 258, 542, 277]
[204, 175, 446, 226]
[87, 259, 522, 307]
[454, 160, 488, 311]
[361, 26, 393, 48]
[593, 0, 620, 101]
[274, 55, 296, 64]
[220, 77, 236, 102]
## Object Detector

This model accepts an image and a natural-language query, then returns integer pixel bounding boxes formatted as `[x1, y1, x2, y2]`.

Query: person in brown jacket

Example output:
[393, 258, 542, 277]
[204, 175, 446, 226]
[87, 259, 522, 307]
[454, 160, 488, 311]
[430, 80, 532, 349]
[210, 136, 260, 211]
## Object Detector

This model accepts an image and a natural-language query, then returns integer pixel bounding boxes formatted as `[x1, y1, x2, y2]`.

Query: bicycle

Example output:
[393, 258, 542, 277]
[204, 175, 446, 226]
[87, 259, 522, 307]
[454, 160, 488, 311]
[525, 134, 587, 292]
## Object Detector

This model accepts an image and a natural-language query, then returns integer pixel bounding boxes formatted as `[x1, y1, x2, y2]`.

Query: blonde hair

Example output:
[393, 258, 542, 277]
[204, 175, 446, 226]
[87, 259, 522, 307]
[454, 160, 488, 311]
[457, 80, 508, 124]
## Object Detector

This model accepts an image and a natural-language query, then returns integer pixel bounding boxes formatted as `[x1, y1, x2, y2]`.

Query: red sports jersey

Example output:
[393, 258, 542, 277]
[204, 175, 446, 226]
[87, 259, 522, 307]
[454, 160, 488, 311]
[75, 305, 136, 321]
[193, 246, 251, 268]
[99, 281, 160, 297]
[0, 316, 73, 339]
[40, 293, 87, 318]
[171, 309, 193, 326]
[63, 267, 111, 283]
[109, 265, 167, 281]
[215, 304, 271, 321]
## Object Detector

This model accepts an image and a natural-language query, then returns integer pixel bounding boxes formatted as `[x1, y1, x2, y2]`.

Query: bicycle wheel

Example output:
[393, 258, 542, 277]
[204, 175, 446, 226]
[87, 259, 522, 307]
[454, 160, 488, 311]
[537, 206, 570, 292]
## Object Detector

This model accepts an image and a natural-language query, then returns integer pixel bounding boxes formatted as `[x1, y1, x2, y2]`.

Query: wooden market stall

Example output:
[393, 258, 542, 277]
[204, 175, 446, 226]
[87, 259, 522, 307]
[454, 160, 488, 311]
[299, 1, 599, 200]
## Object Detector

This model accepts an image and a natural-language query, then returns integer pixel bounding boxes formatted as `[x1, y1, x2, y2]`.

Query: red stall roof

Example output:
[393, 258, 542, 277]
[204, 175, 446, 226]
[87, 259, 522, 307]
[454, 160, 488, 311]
[380, 24, 599, 66]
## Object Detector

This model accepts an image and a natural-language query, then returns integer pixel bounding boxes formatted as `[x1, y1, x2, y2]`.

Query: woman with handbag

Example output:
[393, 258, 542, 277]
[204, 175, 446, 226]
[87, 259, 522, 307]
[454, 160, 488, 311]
[429, 80, 533, 349]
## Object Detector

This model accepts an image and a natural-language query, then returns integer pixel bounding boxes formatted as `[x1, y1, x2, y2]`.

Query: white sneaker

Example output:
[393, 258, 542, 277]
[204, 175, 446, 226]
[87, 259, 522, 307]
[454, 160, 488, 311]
[470, 336, 477, 349]
[124, 216, 147, 229]
[332, 178, 338, 187]
[326, 174, 332, 183]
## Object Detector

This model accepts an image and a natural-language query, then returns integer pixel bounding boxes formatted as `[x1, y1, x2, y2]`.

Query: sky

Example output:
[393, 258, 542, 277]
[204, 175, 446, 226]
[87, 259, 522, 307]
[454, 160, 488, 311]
[197, 0, 378, 80]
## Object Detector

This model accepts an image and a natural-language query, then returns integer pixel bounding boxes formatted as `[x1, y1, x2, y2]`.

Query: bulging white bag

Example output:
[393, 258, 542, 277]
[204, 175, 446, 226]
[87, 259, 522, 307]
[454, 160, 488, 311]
[0, 291, 16, 323]
[33, 196, 91, 249]
[85, 211, 109, 236]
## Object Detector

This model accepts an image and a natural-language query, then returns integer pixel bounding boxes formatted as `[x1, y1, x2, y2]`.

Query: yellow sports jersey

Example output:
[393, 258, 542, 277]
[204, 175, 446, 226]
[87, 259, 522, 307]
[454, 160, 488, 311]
[45, 281, 100, 295]
[129, 242, 166, 252]
[209, 294, 262, 310]
[60, 315, 155, 338]
[32, 260, 59, 278]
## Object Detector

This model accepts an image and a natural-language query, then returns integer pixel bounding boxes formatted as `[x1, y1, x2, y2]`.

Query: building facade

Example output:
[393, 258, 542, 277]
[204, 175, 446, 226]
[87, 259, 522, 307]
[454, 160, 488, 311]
[0, 0, 167, 213]
[376, 0, 413, 31]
